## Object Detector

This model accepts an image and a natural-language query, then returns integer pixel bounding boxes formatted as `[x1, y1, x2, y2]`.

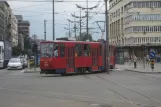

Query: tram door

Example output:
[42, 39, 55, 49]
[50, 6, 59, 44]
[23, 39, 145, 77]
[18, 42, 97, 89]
[66, 47, 74, 73]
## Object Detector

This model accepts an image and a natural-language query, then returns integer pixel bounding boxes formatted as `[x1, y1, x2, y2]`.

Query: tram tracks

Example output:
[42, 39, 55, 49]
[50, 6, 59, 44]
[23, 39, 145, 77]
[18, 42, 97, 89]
[82, 73, 161, 107]
[116, 70, 161, 84]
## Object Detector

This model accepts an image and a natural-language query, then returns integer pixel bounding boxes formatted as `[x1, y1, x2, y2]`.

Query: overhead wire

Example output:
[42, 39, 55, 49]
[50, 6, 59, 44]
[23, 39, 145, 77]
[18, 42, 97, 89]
[12, 2, 50, 9]
[8, 0, 108, 36]
[75, 0, 104, 31]
[86, 3, 105, 30]
[6, 0, 103, 2]
[14, 11, 73, 18]
[13, 9, 85, 14]
[60, 1, 74, 21]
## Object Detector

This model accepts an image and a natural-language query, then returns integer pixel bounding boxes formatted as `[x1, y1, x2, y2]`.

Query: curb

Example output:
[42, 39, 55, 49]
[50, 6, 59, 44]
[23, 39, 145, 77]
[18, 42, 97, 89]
[125, 69, 161, 74]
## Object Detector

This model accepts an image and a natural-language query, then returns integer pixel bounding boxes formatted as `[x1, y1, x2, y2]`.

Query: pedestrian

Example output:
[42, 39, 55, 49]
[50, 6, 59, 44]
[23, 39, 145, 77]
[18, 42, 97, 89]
[146, 54, 150, 65]
[128, 55, 132, 65]
[133, 55, 137, 68]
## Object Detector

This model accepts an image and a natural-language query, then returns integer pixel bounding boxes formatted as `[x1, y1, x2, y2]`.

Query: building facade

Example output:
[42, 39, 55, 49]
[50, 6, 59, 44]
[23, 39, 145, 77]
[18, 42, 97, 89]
[15, 15, 30, 50]
[10, 9, 18, 47]
[109, 0, 161, 46]
[18, 33, 24, 50]
[15, 15, 30, 36]
[0, 6, 4, 40]
[0, 1, 11, 41]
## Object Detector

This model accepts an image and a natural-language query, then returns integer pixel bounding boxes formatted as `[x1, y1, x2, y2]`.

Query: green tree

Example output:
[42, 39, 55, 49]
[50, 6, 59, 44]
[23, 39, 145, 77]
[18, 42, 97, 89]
[24, 35, 32, 50]
[77, 32, 93, 41]
[12, 46, 21, 56]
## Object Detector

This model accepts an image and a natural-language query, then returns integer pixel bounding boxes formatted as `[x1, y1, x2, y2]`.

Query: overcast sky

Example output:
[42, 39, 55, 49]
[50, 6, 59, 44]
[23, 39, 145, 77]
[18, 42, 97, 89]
[8, 0, 107, 40]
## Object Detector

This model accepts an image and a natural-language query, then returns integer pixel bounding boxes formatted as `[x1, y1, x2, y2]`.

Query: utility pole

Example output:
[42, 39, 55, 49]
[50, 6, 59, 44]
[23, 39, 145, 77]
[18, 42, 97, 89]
[80, 8, 82, 38]
[74, 12, 76, 38]
[76, 3, 98, 41]
[86, 0, 89, 40]
[33, 35, 36, 72]
[67, 19, 71, 37]
[52, 0, 55, 40]
[44, 20, 47, 41]
[105, 0, 109, 73]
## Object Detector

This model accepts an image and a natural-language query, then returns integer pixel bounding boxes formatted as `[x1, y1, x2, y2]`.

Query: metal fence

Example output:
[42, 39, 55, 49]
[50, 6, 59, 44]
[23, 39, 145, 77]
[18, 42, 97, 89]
[124, 57, 161, 66]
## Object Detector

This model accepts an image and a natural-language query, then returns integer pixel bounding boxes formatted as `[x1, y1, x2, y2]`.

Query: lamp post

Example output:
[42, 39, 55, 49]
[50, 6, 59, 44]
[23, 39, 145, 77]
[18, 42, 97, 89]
[44, 20, 47, 41]
[105, 0, 109, 73]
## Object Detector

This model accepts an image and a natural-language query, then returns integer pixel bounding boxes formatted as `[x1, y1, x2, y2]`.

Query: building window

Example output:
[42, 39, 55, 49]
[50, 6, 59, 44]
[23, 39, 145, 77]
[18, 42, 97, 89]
[125, 26, 161, 34]
[121, 7, 123, 14]
[133, 14, 161, 21]
[124, 1, 161, 11]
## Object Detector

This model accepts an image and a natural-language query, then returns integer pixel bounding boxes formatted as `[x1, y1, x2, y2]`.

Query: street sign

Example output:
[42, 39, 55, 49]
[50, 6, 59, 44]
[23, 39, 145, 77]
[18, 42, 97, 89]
[149, 51, 156, 59]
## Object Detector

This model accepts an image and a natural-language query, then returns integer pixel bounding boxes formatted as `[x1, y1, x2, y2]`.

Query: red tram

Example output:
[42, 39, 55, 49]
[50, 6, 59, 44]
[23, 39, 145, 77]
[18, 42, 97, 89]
[40, 40, 116, 74]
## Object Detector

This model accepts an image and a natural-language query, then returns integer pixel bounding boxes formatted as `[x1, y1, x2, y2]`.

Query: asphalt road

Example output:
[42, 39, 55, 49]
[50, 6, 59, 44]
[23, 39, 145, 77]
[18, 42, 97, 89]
[0, 69, 161, 107]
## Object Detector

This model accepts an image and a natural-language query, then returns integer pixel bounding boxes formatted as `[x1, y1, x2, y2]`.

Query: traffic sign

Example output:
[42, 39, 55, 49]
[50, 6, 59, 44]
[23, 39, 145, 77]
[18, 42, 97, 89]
[149, 51, 156, 59]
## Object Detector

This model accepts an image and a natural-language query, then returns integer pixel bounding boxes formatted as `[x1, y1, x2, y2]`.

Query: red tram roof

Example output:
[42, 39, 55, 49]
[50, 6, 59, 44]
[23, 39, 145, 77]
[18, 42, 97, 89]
[40, 40, 101, 44]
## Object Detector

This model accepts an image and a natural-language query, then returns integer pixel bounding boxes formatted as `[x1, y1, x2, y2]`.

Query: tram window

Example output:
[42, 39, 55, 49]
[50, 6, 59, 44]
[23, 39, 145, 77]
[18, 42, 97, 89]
[41, 43, 54, 58]
[75, 44, 82, 56]
[84, 44, 90, 56]
[60, 44, 65, 57]
[54, 44, 58, 57]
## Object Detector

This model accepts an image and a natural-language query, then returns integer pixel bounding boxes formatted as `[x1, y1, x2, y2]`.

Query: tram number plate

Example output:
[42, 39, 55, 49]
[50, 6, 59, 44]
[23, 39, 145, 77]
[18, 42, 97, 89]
[92, 66, 98, 70]
[44, 62, 49, 67]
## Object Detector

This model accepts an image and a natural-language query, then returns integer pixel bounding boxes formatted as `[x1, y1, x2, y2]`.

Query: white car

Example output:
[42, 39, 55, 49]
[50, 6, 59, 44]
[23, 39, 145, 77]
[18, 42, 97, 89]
[19, 57, 28, 68]
[7, 58, 23, 70]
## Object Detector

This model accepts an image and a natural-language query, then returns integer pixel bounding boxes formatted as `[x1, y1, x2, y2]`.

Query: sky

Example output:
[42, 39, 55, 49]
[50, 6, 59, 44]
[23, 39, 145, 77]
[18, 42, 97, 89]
[7, 0, 107, 40]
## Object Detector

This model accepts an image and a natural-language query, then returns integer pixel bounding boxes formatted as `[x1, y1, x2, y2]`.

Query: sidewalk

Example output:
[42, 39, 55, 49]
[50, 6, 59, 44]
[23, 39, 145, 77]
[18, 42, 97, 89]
[23, 67, 40, 73]
[116, 63, 161, 74]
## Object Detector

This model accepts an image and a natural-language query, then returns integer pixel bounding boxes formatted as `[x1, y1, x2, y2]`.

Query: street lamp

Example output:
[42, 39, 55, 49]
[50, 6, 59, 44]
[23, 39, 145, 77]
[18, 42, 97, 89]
[44, 20, 47, 41]
[104, 0, 110, 73]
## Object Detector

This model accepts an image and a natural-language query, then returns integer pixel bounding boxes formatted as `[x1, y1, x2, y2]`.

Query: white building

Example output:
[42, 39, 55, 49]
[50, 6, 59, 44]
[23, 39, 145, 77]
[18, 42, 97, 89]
[0, 1, 18, 47]
[109, 0, 161, 46]
[0, 1, 11, 41]
[10, 9, 18, 47]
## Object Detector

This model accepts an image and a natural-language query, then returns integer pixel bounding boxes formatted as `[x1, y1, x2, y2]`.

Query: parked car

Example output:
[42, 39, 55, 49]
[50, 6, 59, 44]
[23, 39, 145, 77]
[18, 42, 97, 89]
[18, 56, 28, 68]
[21, 58, 28, 68]
[7, 58, 23, 70]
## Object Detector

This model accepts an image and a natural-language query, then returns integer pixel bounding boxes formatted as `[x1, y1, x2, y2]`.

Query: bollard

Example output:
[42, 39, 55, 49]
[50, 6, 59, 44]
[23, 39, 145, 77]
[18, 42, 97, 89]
[151, 59, 154, 71]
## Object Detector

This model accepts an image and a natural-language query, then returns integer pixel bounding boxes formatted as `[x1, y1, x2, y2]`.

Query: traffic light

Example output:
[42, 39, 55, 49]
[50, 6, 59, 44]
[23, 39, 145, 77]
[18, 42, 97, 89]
[144, 46, 147, 52]
[142, 45, 147, 53]
[32, 44, 34, 52]
[35, 44, 38, 53]
[32, 43, 38, 53]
